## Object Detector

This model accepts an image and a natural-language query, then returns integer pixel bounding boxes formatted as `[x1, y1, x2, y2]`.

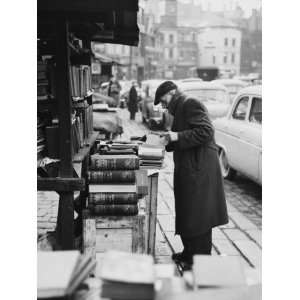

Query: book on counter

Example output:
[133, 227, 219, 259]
[89, 184, 136, 193]
[88, 192, 138, 205]
[138, 144, 165, 168]
[89, 204, 138, 216]
[90, 154, 140, 170]
[88, 170, 136, 184]
[100, 250, 155, 300]
[37, 250, 95, 299]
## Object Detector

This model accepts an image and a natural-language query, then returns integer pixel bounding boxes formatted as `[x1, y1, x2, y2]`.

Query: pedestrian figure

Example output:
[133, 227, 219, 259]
[127, 81, 139, 120]
[108, 76, 121, 107]
[154, 81, 228, 270]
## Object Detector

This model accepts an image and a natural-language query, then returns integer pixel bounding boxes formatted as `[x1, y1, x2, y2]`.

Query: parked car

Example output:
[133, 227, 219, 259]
[140, 79, 165, 129]
[213, 85, 262, 185]
[178, 81, 231, 119]
[211, 79, 248, 103]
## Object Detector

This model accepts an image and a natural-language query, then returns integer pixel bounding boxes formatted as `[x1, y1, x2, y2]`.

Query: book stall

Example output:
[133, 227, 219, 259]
[37, 1, 261, 300]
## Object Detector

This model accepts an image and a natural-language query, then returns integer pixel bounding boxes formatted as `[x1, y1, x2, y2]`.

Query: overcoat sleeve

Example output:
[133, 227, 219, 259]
[177, 98, 214, 149]
[165, 142, 176, 152]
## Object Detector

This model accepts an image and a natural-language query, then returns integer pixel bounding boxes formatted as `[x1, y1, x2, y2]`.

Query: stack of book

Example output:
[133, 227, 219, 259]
[138, 144, 165, 168]
[37, 61, 49, 101]
[88, 154, 140, 216]
[37, 116, 46, 160]
[37, 250, 96, 299]
[100, 251, 155, 300]
[69, 65, 92, 99]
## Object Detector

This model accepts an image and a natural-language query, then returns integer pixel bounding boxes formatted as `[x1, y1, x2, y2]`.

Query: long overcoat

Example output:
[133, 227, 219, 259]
[127, 86, 138, 113]
[166, 93, 228, 238]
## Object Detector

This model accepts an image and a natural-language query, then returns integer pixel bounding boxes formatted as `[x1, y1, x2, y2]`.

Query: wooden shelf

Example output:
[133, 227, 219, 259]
[73, 132, 99, 163]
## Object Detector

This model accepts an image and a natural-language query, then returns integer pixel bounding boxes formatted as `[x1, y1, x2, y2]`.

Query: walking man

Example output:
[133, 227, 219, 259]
[127, 81, 139, 120]
[154, 81, 228, 269]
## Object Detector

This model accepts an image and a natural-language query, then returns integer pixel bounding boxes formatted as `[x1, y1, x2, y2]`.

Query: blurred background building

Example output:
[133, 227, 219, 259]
[91, 0, 261, 83]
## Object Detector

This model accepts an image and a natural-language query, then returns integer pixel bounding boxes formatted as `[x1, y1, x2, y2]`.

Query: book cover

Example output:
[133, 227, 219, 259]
[88, 170, 136, 184]
[88, 193, 138, 205]
[89, 184, 137, 193]
[89, 204, 138, 216]
[90, 154, 140, 171]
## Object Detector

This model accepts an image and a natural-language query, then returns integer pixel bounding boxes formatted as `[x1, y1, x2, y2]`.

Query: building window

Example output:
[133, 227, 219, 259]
[224, 38, 228, 46]
[231, 53, 235, 64]
[192, 32, 196, 42]
[232, 38, 236, 47]
[180, 51, 184, 59]
[169, 34, 174, 44]
[169, 48, 173, 59]
[212, 55, 216, 64]
[223, 55, 227, 64]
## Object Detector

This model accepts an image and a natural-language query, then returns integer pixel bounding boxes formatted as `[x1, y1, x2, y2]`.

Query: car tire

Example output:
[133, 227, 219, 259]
[219, 148, 236, 180]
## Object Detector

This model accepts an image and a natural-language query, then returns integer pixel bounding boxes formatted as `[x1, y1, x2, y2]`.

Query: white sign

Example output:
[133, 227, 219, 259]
[91, 62, 101, 74]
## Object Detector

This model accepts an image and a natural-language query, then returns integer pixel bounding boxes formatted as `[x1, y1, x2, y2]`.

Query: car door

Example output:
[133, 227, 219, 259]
[244, 96, 262, 183]
[221, 95, 251, 173]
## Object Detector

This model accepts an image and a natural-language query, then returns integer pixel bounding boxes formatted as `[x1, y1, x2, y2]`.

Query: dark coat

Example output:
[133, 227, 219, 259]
[166, 92, 228, 238]
[127, 86, 138, 113]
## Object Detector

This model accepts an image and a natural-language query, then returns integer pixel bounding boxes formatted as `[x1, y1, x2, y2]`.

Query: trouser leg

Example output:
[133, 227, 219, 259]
[181, 229, 212, 262]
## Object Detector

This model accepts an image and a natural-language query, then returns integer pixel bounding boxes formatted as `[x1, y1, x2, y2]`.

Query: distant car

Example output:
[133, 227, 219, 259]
[178, 77, 203, 83]
[212, 79, 248, 103]
[178, 81, 231, 119]
[213, 85, 262, 185]
[140, 79, 165, 129]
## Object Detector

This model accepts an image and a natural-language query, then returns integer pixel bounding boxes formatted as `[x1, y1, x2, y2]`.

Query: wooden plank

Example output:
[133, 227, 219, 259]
[245, 229, 262, 247]
[132, 215, 146, 253]
[233, 240, 262, 268]
[83, 217, 96, 259]
[136, 169, 148, 196]
[95, 228, 132, 253]
[164, 232, 184, 254]
[37, 177, 85, 191]
[148, 174, 158, 256]
[212, 239, 241, 256]
[57, 192, 74, 249]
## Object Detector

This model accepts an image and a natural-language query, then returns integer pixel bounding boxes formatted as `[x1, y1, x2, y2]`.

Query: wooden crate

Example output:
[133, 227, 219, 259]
[82, 210, 146, 259]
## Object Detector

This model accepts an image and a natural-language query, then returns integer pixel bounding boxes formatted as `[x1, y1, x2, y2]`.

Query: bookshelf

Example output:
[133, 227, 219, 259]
[37, 0, 140, 249]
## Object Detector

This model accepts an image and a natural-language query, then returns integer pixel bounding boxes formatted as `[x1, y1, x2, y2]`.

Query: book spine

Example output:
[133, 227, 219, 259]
[88, 171, 136, 184]
[88, 193, 138, 205]
[90, 157, 140, 170]
[89, 204, 138, 216]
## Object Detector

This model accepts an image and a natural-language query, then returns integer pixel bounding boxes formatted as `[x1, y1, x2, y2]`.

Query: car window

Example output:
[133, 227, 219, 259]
[249, 97, 262, 124]
[232, 96, 249, 120]
[183, 89, 229, 104]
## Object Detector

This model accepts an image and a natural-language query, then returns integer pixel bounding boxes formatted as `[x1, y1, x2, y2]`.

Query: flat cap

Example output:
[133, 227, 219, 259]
[154, 81, 177, 105]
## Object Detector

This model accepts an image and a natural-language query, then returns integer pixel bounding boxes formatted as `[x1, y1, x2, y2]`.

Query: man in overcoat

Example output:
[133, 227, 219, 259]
[154, 81, 228, 268]
[127, 81, 139, 120]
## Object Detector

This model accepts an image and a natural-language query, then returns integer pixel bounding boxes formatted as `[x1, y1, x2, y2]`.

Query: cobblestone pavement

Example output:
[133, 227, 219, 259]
[37, 109, 262, 273]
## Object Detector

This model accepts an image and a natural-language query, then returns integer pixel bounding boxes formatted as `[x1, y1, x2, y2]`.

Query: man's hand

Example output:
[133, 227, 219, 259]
[162, 131, 178, 143]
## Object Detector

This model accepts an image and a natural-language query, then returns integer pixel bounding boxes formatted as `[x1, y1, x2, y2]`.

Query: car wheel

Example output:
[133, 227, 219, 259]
[219, 148, 236, 180]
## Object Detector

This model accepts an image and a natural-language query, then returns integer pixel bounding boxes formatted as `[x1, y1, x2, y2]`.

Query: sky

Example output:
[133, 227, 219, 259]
[178, 0, 262, 17]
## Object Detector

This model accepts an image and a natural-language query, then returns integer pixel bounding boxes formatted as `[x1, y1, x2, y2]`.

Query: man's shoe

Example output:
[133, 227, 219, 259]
[172, 252, 186, 262]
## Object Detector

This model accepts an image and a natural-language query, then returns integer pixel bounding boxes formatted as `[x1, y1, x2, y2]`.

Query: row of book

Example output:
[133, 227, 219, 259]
[44, 105, 93, 159]
[88, 154, 141, 216]
[37, 116, 46, 160]
[37, 60, 55, 101]
[69, 65, 92, 99]
[97, 140, 165, 168]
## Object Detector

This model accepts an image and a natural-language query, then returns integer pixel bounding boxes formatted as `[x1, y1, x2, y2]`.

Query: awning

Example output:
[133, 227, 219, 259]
[38, 0, 140, 46]
[94, 53, 123, 66]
